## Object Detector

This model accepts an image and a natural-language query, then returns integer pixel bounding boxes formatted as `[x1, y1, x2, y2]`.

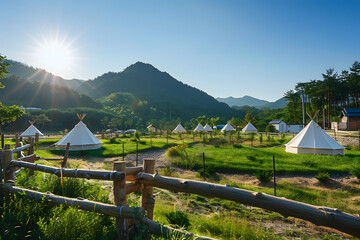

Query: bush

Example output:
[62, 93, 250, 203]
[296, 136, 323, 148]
[254, 170, 273, 183]
[259, 133, 263, 143]
[163, 165, 174, 177]
[315, 171, 330, 183]
[198, 165, 217, 178]
[233, 143, 242, 149]
[350, 164, 360, 179]
[165, 211, 190, 229]
[302, 159, 317, 168]
[266, 124, 276, 132]
[109, 137, 118, 144]
[246, 155, 256, 161]
[166, 144, 188, 157]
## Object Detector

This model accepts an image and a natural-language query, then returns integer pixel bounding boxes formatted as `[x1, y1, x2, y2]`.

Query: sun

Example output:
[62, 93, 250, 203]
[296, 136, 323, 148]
[33, 33, 78, 78]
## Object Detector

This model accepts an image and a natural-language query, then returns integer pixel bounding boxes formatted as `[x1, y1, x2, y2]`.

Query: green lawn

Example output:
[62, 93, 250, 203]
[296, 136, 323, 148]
[171, 144, 360, 174]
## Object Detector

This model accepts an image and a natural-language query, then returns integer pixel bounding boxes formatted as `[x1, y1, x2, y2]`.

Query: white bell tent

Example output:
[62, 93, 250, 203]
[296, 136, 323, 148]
[194, 123, 205, 132]
[204, 124, 213, 132]
[221, 123, 236, 132]
[55, 114, 102, 151]
[20, 121, 45, 139]
[172, 123, 186, 133]
[285, 120, 345, 155]
[242, 122, 258, 133]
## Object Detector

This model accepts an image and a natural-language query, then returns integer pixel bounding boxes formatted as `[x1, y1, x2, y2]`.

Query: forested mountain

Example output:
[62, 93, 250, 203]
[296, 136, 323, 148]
[5, 60, 83, 89]
[0, 75, 100, 109]
[77, 62, 234, 119]
[217, 96, 287, 109]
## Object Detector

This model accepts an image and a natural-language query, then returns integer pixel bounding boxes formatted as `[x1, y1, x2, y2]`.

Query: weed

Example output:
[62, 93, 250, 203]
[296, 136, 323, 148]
[165, 211, 190, 229]
[350, 164, 360, 179]
[315, 171, 330, 183]
[254, 170, 273, 183]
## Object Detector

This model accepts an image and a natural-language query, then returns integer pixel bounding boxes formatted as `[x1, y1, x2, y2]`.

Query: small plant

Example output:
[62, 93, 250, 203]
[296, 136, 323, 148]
[233, 143, 242, 149]
[198, 165, 217, 178]
[350, 164, 360, 179]
[165, 211, 190, 229]
[134, 132, 140, 140]
[166, 144, 188, 157]
[259, 133, 263, 144]
[246, 155, 256, 161]
[163, 165, 174, 177]
[254, 170, 273, 183]
[302, 159, 317, 168]
[109, 137, 118, 144]
[315, 171, 330, 183]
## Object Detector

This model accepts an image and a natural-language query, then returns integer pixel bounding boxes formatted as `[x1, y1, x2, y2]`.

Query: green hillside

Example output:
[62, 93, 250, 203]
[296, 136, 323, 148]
[77, 62, 234, 119]
[0, 75, 100, 109]
[5, 60, 83, 90]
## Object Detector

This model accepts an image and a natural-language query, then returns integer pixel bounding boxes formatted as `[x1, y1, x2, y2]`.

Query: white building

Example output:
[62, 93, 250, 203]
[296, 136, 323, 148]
[269, 120, 287, 133]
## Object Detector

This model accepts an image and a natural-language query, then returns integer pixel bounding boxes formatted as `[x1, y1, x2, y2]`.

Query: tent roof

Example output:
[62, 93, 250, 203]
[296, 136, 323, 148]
[286, 120, 345, 150]
[56, 121, 102, 147]
[20, 124, 45, 138]
[242, 122, 258, 132]
[173, 123, 186, 132]
[204, 124, 213, 131]
[194, 123, 205, 132]
[221, 123, 235, 131]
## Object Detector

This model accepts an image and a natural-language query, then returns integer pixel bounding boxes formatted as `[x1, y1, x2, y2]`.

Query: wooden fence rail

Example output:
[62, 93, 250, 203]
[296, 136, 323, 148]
[136, 172, 360, 238]
[11, 160, 125, 181]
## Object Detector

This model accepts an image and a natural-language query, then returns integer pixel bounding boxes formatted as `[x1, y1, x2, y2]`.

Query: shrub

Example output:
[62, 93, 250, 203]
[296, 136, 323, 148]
[350, 165, 360, 179]
[259, 133, 263, 143]
[254, 170, 273, 183]
[165, 211, 190, 229]
[266, 124, 276, 132]
[246, 155, 256, 161]
[109, 137, 118, 144]
[302, 159, 317, 168]
[233, 143, 242, 149]
[198, 165, 217, 178]
[315, 171, 330, 183]
[166, 144, 188, 157]
[163, 165, 174, 177]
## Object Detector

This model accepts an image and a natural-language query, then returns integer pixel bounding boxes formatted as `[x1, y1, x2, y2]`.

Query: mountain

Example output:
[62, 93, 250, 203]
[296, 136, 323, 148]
[77, 62, 234, 119]
[5, 60, 83, 90]
[0, 75, 100, 109]
[217, 96, 287, 109]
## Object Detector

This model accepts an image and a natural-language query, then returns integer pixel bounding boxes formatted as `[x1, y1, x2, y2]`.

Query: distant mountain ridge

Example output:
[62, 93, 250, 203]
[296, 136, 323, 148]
[217, 96, 287, 109]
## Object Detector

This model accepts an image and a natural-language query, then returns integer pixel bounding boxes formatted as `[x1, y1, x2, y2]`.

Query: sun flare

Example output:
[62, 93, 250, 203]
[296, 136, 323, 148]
[33, 33, 78, 78]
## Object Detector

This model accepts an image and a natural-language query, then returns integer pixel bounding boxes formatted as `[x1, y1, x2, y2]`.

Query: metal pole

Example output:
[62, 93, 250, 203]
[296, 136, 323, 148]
[273, 155, 276, 196]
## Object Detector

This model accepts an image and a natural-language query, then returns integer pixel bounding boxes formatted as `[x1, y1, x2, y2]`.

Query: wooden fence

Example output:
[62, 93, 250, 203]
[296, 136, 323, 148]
[1, 136, 360, 239]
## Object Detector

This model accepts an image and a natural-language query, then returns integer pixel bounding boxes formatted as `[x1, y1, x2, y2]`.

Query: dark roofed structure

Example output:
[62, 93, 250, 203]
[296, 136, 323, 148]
[339, 108, 360, 130]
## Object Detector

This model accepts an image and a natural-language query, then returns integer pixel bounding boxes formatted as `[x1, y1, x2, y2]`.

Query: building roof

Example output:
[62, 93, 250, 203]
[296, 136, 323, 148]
[269, 120, 286, 124]
[341, 108, 360, 117]
[147, 124, 157, 129]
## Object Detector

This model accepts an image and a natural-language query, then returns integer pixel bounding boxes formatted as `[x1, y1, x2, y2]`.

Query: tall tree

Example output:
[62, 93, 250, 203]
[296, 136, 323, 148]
[0, 54, 24, 132]
[349, 61, 360, 108]
[284, 90, 300, 124]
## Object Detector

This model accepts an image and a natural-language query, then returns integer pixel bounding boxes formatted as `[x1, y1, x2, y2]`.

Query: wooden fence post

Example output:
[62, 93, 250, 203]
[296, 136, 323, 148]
[28, 138, 35, 177]
[1, 133, 4, 149]
[136, 141, 138, 166]
[113, 161, 127, 239]
[142, 159, 155, 220]
[122, 142, 125, 161]
[1, 144, 14, 183]
[15, 134, 20, 159]
[61, 143, 70, 168]
[166, 131, 169, 146]
[202, 152, 206, 182]
[273, 155, 276, 196]
[35, 133, 39, 143]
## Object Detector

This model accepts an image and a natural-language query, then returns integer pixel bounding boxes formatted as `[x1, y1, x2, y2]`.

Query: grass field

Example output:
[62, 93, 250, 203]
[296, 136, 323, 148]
[170, 142, 360, 174]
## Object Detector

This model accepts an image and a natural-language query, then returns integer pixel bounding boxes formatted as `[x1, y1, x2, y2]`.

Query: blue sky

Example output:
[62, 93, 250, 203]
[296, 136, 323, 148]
[1, 0, 359, 101]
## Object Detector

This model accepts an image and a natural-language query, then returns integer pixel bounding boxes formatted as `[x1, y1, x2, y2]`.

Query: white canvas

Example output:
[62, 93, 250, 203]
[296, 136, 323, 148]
[242, 122, 258, 133]
[194, 123, 205, 132]
[20, 124, 45, 138]
[55, 121, 102, 151]
[204, 124, 213, 132]
[172, 123, 186, 133]
[221, 123, 236, 132]
[285, 120, 345, 155]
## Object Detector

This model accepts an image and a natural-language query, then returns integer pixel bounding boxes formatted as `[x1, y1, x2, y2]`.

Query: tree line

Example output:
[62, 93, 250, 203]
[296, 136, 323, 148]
[284, 61, 360, 127]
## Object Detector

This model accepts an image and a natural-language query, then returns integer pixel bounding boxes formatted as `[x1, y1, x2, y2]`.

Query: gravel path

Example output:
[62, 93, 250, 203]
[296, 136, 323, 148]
[124, 148, 168, 167]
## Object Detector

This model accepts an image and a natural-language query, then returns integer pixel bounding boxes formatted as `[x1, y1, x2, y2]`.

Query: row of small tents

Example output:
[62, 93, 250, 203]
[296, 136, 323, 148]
[173, 122, 258, 133]
[19, 115, 345, 156]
